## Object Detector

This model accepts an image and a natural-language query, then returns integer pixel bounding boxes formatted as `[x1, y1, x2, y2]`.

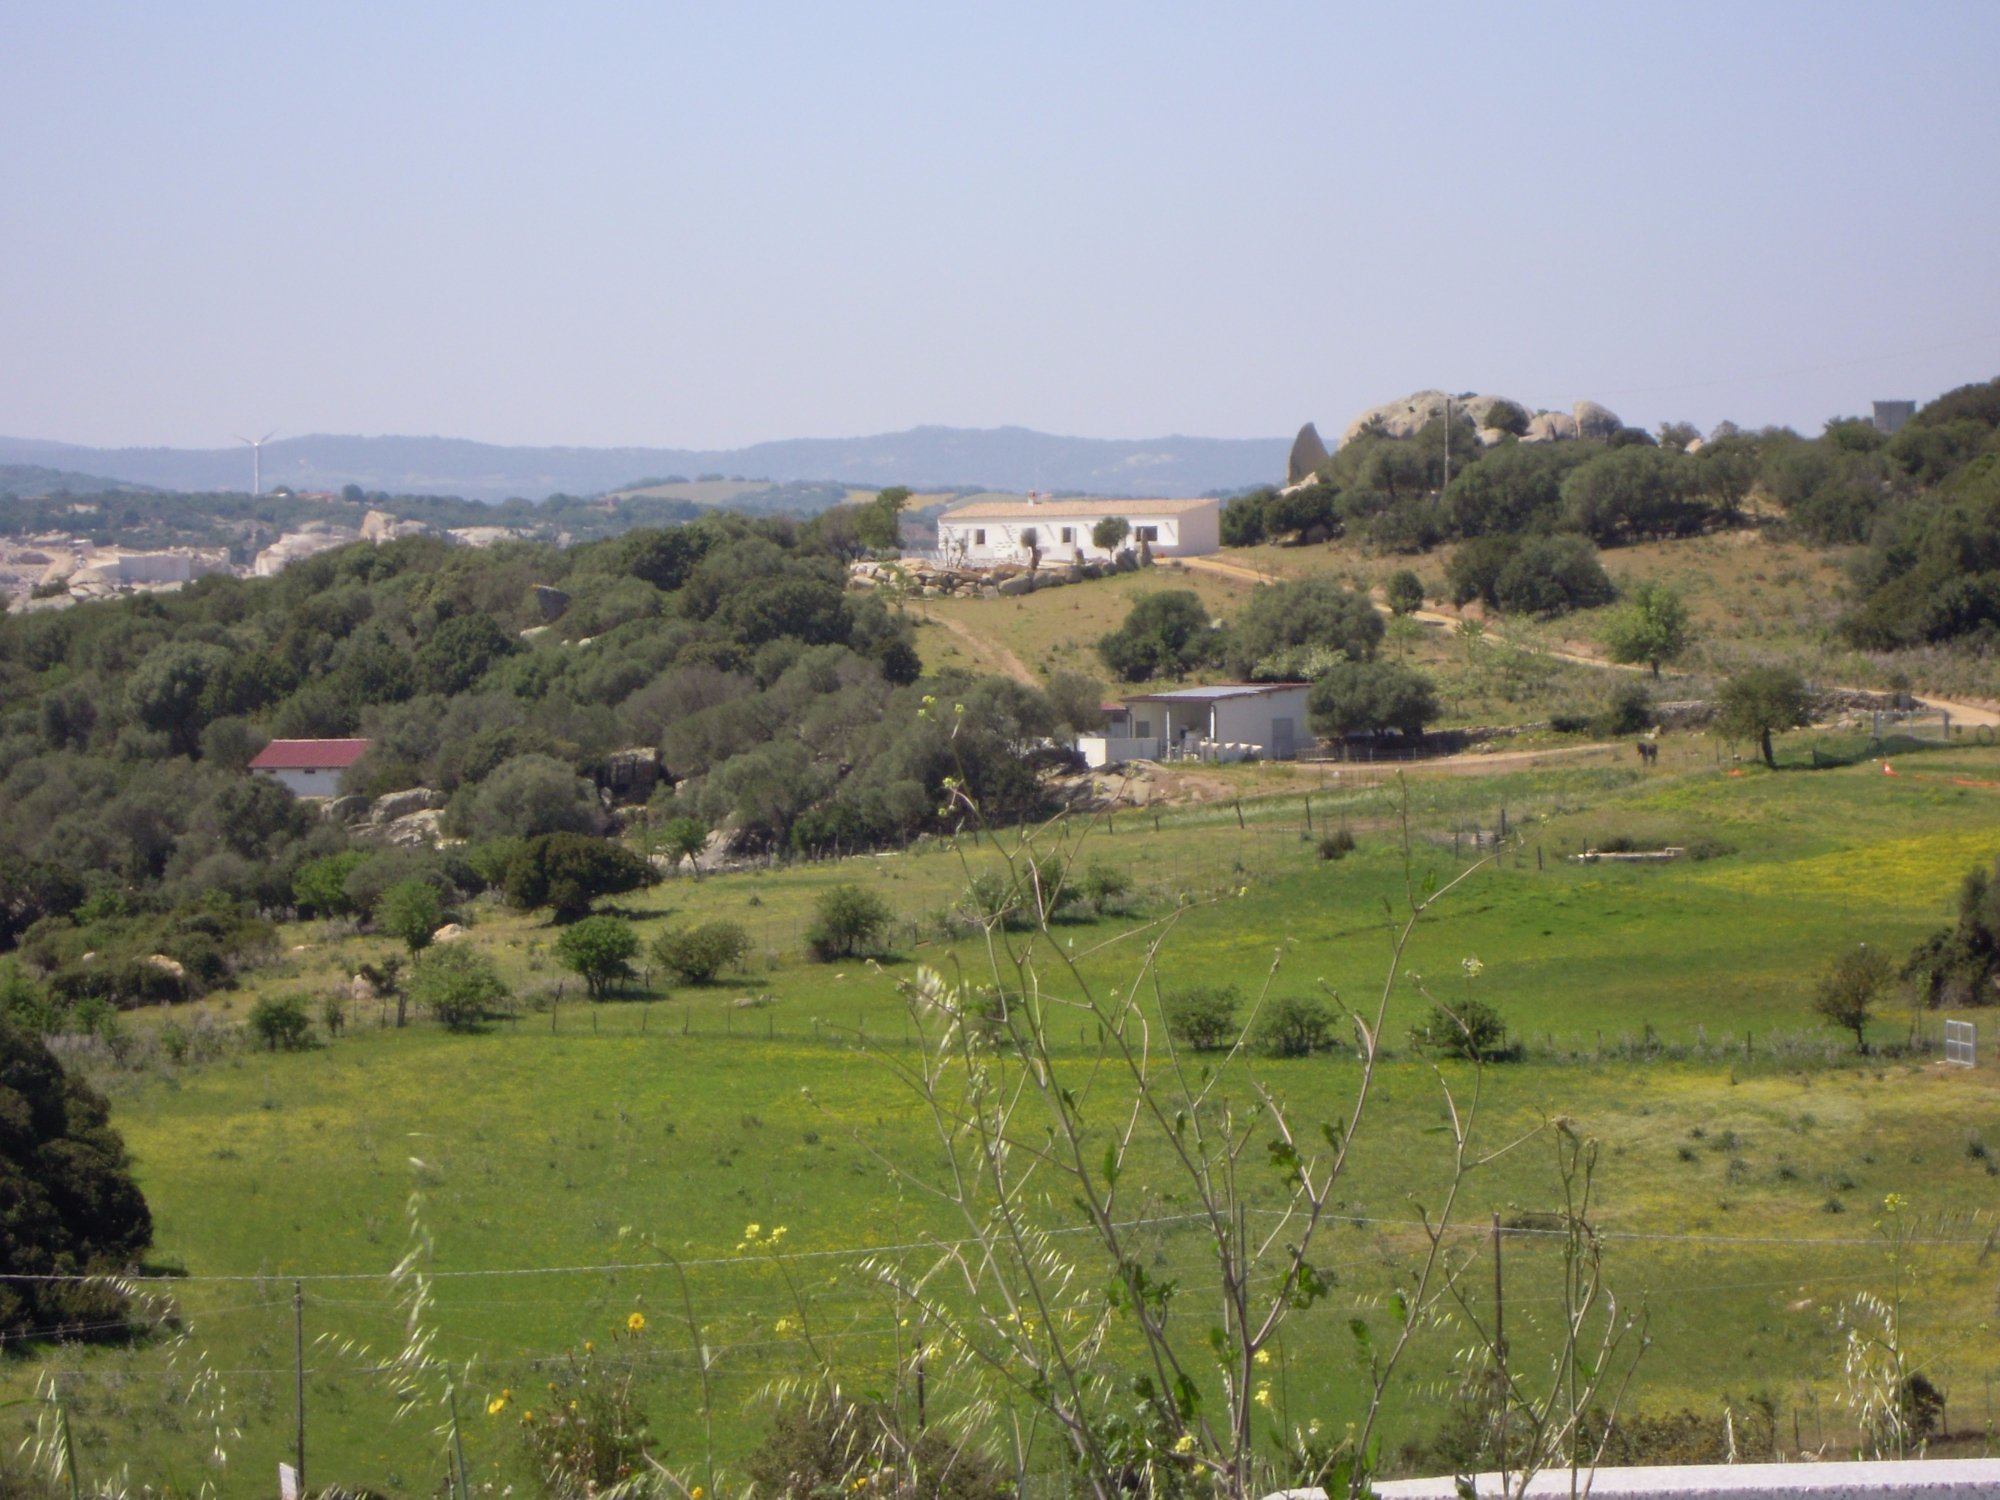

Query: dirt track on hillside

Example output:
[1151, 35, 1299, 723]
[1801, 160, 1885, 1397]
[905, 601, 1037, 685]
[1178, 555, 2000, 726]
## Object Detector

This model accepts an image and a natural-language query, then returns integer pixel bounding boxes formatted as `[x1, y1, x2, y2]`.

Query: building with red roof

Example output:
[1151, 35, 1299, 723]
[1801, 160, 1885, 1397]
[247, 738, 371, 798]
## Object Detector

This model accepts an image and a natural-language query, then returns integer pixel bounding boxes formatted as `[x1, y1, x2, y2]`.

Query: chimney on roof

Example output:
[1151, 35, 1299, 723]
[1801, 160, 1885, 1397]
[1028, 489, 1040, 506]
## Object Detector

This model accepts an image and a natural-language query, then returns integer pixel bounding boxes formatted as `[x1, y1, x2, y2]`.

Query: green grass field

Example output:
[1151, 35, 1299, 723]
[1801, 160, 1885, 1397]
[12, 743, 2000, 1497]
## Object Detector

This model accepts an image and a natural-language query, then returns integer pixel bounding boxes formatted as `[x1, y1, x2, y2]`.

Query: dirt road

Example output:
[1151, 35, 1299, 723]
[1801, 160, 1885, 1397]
[905, 601, 1037, 685]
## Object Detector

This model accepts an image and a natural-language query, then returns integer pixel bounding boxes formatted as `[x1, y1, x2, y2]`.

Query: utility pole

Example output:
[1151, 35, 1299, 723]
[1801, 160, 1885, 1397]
[1441, 395, 1452, 498]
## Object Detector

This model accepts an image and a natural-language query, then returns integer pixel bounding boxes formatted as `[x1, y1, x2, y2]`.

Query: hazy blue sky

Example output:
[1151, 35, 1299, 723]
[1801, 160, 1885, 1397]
[4, 2, 1996, 451]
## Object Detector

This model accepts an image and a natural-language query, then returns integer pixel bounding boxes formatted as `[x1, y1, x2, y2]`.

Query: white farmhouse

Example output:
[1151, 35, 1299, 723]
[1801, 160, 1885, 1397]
[935, 497, 1220, 567]
[1077, 683, 1311, 767]
[248, 738, 371, 797]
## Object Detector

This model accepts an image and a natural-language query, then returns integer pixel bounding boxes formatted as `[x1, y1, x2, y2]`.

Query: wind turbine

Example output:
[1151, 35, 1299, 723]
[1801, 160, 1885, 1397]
[235, 431, 277, 496]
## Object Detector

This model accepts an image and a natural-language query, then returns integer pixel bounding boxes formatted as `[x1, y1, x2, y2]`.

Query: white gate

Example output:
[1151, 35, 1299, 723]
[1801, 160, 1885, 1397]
[1945, 1018, 1977, 1067]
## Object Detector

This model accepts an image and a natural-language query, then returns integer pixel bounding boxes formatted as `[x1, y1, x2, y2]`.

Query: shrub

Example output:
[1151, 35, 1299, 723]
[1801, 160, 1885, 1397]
[1079, 861, 1133, 914]
[652, 920, 752, 984]
[1091, 515, 1131, 551]
[1592, 680, 1654, 737]
[554, 915, 640, 997]
[1385, 569, 1425, 616]
[1316, 828, 1356, 861]
[1162, 984, 1240, 1052]
[1255, 994, 1338, 1057]
[1408, 998, 1514, 1061]
[248, 994, 313, 1051]
[406, 943, 510, 1030]
[748, 1395, 1010, 1500]
[806, 884, 894, 961]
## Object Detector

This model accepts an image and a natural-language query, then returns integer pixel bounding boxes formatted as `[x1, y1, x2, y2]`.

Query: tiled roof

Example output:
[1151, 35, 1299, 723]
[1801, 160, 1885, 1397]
[941, 497, 1218, 521]
[248, 738, 372, 770]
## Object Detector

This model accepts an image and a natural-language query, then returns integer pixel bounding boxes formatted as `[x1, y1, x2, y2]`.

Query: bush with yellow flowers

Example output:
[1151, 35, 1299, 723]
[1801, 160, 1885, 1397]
[495, 1312, 655, 1499]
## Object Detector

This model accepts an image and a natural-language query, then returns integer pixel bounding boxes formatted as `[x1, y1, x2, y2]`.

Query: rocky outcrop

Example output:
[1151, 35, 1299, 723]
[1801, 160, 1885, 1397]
[1522, 411, 1579, 443]
[532, 584, 570, 622]
[1572, 400, 1623, 439]
[432, 923, 467, 943]
[847, 555, 1131, 600]
[1286, 423, 1330, 484]
[371, 788, 447, 824]
[1333, 391, 1621, 452]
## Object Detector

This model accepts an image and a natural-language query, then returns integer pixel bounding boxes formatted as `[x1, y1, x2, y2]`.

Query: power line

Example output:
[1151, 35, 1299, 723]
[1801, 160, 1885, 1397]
[3, 1209, 1985, 1290]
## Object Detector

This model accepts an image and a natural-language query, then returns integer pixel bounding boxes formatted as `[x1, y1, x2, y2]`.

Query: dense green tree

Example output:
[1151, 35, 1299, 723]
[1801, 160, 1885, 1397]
[503, 832, 657, 922]
[126, 641, 233, 756]
[1601, 582, 1692, 677]
[1306, 659, 1438, 740]
[376, 879, 443, 957]
[1561, 447, 1707, 543]
[805, 884, 893, 961]
[446, 753, 604, 842]
[1225, 576, 1382, 677]
[554, 915, 639, 997]
[0, 1017, 153, 1338]
[856, 486, 913, 552]
[1715, 665, 1811, 768]
[412, 611, 517, 696]
[1491, 535, 1616, 616]
[1218, 490, 1271, 547]
[1097, 591, 1216, 682]
[1385, 569, 1425, 615]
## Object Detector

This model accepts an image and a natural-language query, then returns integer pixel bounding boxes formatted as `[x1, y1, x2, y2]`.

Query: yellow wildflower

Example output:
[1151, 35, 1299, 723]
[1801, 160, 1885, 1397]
[1883, 1193, 1908, 1214]
[692, 1490, 705, 1500]
[627, 1311, 647, 1333]
[583, 1340, 594, 1352]
[1252, 1382, 1273, 1410]
[1253, 1348, 1271, 1367]
[487, 1393, 509, 1416]
[1171, 1434, 1196, 1455]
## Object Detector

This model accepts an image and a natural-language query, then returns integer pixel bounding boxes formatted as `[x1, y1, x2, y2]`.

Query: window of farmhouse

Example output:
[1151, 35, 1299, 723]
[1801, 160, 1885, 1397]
[1135, 525, 1159, 542]
[973, 529, 986, 545]
[1060, 527, 1074, 544]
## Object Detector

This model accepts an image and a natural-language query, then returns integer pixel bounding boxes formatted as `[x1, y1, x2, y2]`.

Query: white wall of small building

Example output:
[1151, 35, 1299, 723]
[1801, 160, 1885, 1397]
[937, 503, 1219, 565]
[254, 766, 345, 798]
[1210, 687, 1310, 759]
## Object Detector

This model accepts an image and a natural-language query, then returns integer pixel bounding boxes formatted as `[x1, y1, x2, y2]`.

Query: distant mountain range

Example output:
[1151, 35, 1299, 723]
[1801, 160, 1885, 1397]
[0, 427, 1289, 504]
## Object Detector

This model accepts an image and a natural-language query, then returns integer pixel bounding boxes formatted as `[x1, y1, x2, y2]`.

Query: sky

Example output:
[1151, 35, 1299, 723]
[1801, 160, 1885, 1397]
[3, 1, 1997, 452]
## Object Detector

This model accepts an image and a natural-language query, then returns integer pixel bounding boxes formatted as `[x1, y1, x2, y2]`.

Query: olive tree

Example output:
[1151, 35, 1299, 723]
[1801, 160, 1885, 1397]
[1601, 582, 1693, 678]
[1716, 666, 1811, 768]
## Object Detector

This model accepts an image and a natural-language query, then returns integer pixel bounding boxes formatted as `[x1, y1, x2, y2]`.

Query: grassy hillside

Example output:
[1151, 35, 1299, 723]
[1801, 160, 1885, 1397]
[12, 742, 2000, 1496]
